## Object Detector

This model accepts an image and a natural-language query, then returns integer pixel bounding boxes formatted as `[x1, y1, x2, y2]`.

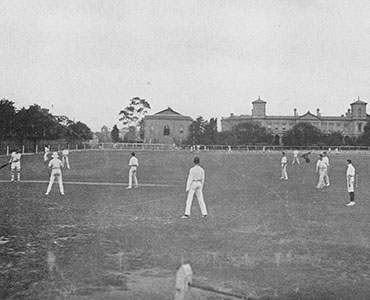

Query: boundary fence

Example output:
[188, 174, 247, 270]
[2, 141, 370, 155]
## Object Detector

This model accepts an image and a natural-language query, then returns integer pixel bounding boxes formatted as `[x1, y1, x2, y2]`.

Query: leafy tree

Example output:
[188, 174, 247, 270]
[119, 97, 151, 129]
[230, 122, 272, 145]
[203, 118, 218, 144]
[67, 121, 93, 140]
[111, 125, 120, 143]
[187, 116, 207, 144]
[282, 122, 322, 146]
[0, 98, 17, 140]
[322, 131, 343, 146]
[358, 118, 370, 145]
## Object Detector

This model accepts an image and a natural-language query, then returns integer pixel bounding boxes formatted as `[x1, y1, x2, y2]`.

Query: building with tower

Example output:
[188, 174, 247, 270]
[143, 107, 193, 144]
[221, 96, 368, 145]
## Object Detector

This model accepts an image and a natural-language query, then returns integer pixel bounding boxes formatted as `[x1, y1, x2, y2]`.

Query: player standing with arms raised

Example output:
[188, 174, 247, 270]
[126, 152, 138, 189]
[181, 157, 208, 219]
[9, 149, 21, 182]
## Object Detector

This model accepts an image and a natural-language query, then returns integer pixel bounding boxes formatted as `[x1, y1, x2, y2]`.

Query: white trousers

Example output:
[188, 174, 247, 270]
[281, 165, 288, 179]
[62, 156, 70, 169]
[292, 157, 300, 164]
[316, 170, 326, 188]
[324, 169, 330, 185]
[11, 162, 21, 180]
[347, 177, 354, 192]
[46, 169, 64, 194]
[185, 181, 207, 216]
[128, 167, 138, 187]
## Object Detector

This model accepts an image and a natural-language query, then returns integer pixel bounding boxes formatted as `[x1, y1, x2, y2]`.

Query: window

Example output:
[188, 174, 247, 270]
[358, 123, 363, 132]
[358, 108, 362, 117]
[150, 124, 154, 132]
[179, 125, 184, 134]
[163, 125, 170, 136]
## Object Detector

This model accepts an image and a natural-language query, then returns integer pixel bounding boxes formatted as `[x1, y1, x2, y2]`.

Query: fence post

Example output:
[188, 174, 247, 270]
[22, 145, 25, 154]
[6, 146, 9, 156]
[174, 264, 193, 300]
[36, 145, 38, 154]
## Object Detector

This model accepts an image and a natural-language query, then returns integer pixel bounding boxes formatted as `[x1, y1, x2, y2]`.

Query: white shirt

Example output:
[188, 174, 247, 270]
[316, 159, 327, 172]
[281, 156, 287, 166]
[9, 152, 21, 163]
[129, 156, 139, 167]
[186, 165, 205, 191]
[346, 164, 355, 177]
[62, 149, 69, 156]
[293, 150, 299, 157]
[322, 156, 329, 166]
[48, 158, 63, 170]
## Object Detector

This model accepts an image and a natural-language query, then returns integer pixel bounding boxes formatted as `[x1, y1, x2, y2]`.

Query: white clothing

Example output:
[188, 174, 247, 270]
[185, 165, 207, 216]
[128, 156, 139, 187]
[281, 156, 288, 179]
[322, 156, 330, 185]
[292, 150, 300, 164]
[62, 150, 70, 169]
[316, 159, 327, 188]
[44, 147, 50, 161]
[46, 158, 64, 194]
[346, 164, 355, 192]
[9, 152, 21, 181]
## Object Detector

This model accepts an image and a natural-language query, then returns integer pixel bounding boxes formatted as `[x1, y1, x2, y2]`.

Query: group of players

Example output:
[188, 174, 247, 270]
[280, 149, 356, 206]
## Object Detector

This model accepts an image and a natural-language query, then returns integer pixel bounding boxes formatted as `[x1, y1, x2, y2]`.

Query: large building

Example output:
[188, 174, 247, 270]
[221, 97, 368, 144]
[143, 107, 193, 144]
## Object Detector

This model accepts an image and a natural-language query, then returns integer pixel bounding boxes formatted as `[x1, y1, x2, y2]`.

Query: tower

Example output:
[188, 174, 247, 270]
[252, 96, 266, 117]
[350, 97, 367, 119]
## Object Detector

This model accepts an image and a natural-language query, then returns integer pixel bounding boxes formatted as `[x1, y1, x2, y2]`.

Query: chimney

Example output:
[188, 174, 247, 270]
[316, 108, 321, 117]
[294, 108, 297, 117]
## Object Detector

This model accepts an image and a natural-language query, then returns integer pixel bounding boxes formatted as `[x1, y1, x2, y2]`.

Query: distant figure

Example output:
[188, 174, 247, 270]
[346, 159, 355, 206]
[262, 146, 266, 153]
[280, 152, 288, 180]
[301, 151, 311, 163]
[126, 152, 138, 189]
[9, 149, 21, 182]
[322, 151, 330, 186]
[292, 149, 300, 164]
[328, 148, 332, 154]
[181, 157, 207, 219]
[335, 148, 339, 155]
[44, 146, 50, 162]
[227, 145, 233, 154]
[45, 152, 64, 195]
[62, 149, 70, 169]
[315, 154, 327, 189]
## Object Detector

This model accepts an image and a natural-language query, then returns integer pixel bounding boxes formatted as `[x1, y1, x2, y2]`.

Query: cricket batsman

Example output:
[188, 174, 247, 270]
[126, 152, 138, 189]
[45, 152, 64, 195]
[9, 149, 21, 182]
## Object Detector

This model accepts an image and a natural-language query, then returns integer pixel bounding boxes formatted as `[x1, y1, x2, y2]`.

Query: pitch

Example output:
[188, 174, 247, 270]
[1, 150, 370, 299]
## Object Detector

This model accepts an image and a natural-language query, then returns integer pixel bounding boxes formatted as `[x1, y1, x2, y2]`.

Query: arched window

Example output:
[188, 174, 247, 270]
[179, 125, 184, 134]
[163, 125, 170, 136]
[358, 107, 362, 117]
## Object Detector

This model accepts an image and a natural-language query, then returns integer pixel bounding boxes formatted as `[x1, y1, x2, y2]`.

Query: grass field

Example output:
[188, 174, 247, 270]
[1, 149, 370, 300]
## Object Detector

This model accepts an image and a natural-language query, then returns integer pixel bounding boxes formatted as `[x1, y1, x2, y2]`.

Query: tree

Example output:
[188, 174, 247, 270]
[282, 122, 322, 146]
[0, 99, 17, 140]
[187, 116, 207, 144]
[203, 118, 218, 144]
[358, 118, 370, 145]
[67, 121, 93, 140]
[111, 125, 120, 143]
[119, 97, 151, 130]
[230, 122, 272, 145]
[322, 131, 343, 146]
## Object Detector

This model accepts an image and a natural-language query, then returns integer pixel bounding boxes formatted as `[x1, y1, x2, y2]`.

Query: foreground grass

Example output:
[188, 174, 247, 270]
[1, 150, 370, 299]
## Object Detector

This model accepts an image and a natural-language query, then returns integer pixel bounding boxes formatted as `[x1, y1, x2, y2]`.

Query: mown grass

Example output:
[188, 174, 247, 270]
[1, 149, 370, 299]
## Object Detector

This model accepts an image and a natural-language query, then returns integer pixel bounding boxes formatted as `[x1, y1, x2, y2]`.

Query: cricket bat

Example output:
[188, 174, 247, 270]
[0, 162, 10, 170]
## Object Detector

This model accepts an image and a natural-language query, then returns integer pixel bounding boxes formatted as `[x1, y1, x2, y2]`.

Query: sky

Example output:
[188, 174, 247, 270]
[1, 0, 370, 131]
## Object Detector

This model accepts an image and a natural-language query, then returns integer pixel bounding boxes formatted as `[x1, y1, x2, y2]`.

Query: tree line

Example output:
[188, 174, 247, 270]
[0, 98, 93, 144]
[186, 116, 370, 146]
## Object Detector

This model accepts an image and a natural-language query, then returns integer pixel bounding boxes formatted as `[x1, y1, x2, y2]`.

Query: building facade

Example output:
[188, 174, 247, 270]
[143, 107, 193, 144]
[221, 97, 368, 144]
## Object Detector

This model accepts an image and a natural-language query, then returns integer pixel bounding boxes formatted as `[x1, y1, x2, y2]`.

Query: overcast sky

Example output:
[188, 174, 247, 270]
[1, 0, 370, 131]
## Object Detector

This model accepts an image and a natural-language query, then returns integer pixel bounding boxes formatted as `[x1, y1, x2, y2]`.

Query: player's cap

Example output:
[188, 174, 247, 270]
[51, 152, 59, 158]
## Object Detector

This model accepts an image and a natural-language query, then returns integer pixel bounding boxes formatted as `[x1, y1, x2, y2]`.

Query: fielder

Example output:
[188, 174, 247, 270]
[292, 148, 300, 164]
[346, 159, 355, 206]
[45, 152, 64, 195]
[280, 152, 288, 180]
[9, 149, 21, 182]
[62, 149, 70, 169]
[315, 154, 327, 189]
[322, 151, 330, 186]
[181, 157, 208, 218]
[126, 152, 138, 189]
[44, 146, 50, 162]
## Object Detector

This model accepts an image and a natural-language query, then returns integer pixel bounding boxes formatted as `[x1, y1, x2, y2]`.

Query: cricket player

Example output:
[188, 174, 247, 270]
[62, 149, 70, 169]
[126, 152, 138, 189]
[346, 159, 355, 206]
[280, 152, 288, 180]
[182, 157, 208, 218]
[44, 146, 50, 162]
[9, 149, 21, 182]
[301, 151, 311, 163]
[45, 152, 64, 195]
[292, 149, 300, 164]
[227, 145, 233, 154]
[322, 151, 330, 186]
[315, 154, 327, 188]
